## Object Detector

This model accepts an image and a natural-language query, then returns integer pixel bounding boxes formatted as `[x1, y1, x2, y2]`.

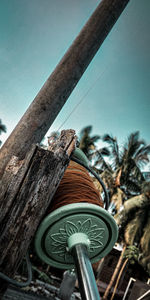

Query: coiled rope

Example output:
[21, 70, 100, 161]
[48, 160, 104, 213]
[71, 157, 109, 209]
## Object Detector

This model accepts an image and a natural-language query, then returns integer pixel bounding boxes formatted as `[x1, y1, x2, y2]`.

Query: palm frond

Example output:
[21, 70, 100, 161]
[111, 188, 126, 212]
[90, 135, 101, 143]
[122, 179, 142, 195]
[102, 134, 115, 144]
[124, 245, 139, 262]
[135, 145, 150, 166]
[122, 132, 143, 167]
[0, 119, 6, 134]
[124, 194, 149, 213]
[79, 125, 93, 137]
[102, 134, 120, 169]
[92, 148, 111, 169]
[140, 210, 150, 256]
[130, 163, 145, 182]
[100, 147, 110, 156]
[99, 169, 115, 198]
[124, 209, 147, 245]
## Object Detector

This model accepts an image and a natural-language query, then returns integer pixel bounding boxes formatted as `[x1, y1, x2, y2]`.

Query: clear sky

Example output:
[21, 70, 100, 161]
[0, 0, 150, 151]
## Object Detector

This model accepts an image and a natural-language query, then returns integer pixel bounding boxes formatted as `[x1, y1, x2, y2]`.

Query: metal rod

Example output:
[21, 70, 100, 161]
[71, 244, 101, 300]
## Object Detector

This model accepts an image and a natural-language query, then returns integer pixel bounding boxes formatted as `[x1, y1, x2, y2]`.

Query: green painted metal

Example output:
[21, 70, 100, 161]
[35, 203, 118, 269]
[71, 148, 90, 167]
[67, 232, 90, 251]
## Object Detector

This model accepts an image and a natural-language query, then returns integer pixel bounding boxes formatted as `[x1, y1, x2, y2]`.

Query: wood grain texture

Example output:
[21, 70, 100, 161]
[0, 130, 76, 289]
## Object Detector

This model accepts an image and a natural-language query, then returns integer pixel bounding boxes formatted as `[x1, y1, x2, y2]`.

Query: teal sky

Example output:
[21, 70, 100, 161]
[0, 0, 150, 152]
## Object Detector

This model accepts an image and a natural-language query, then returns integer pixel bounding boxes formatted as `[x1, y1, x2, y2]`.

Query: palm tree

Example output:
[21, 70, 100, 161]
[0, 119, 6, 146]
[92, 147, 111, 173]
[102, 245, 127, 300]
[115, 181, 150, 275]
[100, 133, 150, 299]
[77, 128, 150, 299]
[78, 125, 101, 159]
[102, 131, 150, 197]
[110, 245, 139, 300]
[103, 184, 150, 299]
[103, 183, 150, 300]
[78, 129, 150, 215]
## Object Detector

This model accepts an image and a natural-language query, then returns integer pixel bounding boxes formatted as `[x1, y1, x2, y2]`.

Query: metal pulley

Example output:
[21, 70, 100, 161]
[35, 149, 118, 300]
[35, 203, 118, 300]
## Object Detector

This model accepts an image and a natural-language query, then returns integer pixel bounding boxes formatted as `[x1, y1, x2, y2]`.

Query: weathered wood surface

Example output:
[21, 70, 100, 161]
[0, 130, 76, 284]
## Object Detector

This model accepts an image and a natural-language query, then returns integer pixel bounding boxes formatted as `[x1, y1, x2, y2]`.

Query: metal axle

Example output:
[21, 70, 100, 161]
[71, 244, 101, 300]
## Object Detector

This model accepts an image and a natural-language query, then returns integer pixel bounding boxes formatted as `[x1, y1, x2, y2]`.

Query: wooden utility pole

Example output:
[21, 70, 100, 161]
[0, 130, 76, 296]
[0, 0, 130, 178]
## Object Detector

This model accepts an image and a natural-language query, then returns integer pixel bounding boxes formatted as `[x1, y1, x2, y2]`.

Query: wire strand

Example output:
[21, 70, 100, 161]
[57, 67, 107, 131]
[0, 252, 32, 287]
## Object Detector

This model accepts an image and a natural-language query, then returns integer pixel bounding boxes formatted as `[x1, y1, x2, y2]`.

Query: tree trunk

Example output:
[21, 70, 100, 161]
[0, 0, 130, 178]
[102, 245, 126, 299]
[0, 129, 76, 296]
[110, 258, 128, 300]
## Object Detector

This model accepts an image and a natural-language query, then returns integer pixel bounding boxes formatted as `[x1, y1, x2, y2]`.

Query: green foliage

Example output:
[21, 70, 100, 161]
[78, 125, 101, 159]
[102, 134, 120, 169]
[102, 131, 150, 195]
[124, 245, 139, 264]
[78, 125, 150, 275]
[79, 127, 150, 198]
[115, 193, 150, 274]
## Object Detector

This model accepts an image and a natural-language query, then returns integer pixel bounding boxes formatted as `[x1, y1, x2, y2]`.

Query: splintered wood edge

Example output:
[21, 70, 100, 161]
[47, 129, 77, 156]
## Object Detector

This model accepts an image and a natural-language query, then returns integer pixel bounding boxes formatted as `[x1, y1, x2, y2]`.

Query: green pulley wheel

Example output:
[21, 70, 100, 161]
[35, 203, 118, 269]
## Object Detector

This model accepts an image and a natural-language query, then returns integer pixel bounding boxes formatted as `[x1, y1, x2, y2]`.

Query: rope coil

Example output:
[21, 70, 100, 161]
[48, 160, 103, 213]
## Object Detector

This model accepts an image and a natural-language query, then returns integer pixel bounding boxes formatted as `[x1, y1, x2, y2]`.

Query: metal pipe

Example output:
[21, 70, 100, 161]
[71, 244, 101, 300]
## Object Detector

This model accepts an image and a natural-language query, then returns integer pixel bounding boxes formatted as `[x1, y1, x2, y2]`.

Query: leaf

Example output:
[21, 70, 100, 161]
[90, 239, 103, 249]
[51, 244, 66, 253]
[52, 241, 61, 247]
[59, 228, 67, 237]
[65, 221, 78, 236]
[51, 233, 66, 243]
[88, 228, 105, 239]
[77, 221, 82, 231]
[81, 219, 92, 233]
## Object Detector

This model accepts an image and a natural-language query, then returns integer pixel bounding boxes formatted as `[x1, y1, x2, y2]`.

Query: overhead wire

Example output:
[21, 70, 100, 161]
[57, 67, 107, 132]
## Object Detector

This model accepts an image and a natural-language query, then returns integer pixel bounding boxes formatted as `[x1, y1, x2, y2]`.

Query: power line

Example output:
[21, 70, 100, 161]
[57, 67, 107, 131]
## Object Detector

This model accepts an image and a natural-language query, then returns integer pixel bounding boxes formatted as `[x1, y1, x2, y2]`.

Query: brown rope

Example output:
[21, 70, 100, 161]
[48, 161, 103, 213]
